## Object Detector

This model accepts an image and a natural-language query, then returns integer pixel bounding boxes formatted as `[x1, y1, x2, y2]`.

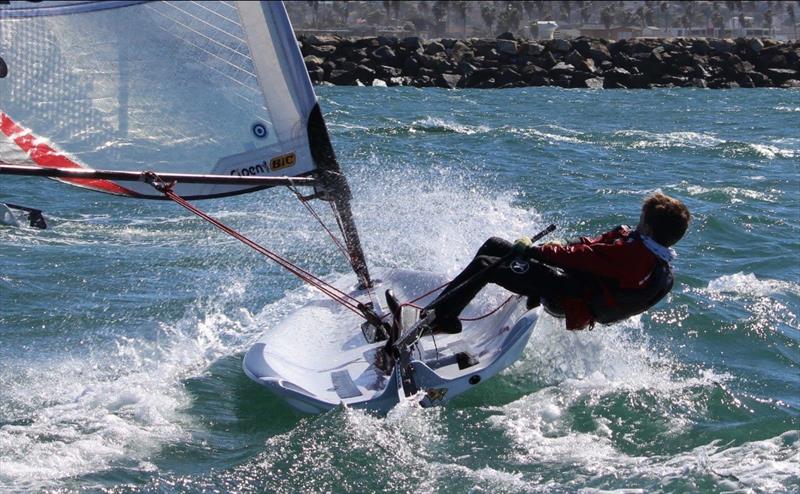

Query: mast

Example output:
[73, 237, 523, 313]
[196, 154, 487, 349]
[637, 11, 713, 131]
[235, 1, 372, 289]
[308, 104, 372, 289]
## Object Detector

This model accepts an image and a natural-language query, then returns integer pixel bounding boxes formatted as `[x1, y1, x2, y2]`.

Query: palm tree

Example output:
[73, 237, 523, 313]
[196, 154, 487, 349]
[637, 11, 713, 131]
[763, 9, 773, 35]
[660, 2, 670, 34]
[452, 1, 470, 37]
[561, 1, 572, 24]
[496, 2, 522, 34]
[601, 6, 614, 30]
[432, 1, 449, 36]
[580, 3, 591, 25]
[713, 11, 725, 37]
[480, 4, 497, 36]
[522, 1, 536, 23]
[382, 0, 392, 24]
[644, 6, 655, 26]
[307, 0, 320, 28]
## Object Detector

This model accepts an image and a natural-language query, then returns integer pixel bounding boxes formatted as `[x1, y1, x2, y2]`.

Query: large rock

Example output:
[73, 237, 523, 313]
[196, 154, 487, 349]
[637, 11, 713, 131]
[304, 55, 325, 70]
[355, 37, 380, 49]
[435, 73, 462, 89]
[353, 65, 376, 85]
[376, 65, 402, 79]
[329, 69, 356, 85]
[377, 35, 398, 47]
[497, 39, 518, 56]
[304, 44, 337, 58]
[536, 51, 559, 69]
[683, 78, 708, 88]
[525, 42, 545, 56]
[709, 38, 736, 54]
[371, 45, 397, 65]
[495, 67, 523, 86]
[566, 50, 596, 73]
[582, 77, 605, 89]
[424, 41, 445, 55]
[400, 36, 422, 51]
[460, 67, 496, 88]
[307, 67, 325, 84]
[602, 67, 632, 86]
[747, 38, 764, 54]
[767, 68, 799, 84]
[450, 41, 474, 64]
[549, 62, 575, 76]
[746, 70, 771, 87]
[307, 35, 341, 46]
[402, 55, 421, 76]
[547, 38, 572, 54]
[522, 64, 548, 81]
[691, 39, 711, 55]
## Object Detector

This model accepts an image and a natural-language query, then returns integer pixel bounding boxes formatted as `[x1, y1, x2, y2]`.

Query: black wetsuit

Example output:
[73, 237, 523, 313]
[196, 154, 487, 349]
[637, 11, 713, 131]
[427, 237, 590, 323]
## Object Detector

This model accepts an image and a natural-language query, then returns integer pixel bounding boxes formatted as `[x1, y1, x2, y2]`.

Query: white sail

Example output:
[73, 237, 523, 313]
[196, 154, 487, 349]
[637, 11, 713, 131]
[0, 1, 318, 199]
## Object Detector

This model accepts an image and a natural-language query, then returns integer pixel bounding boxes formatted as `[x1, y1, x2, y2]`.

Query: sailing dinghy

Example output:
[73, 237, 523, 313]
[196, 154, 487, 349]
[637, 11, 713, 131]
[0, 1, 541, 414]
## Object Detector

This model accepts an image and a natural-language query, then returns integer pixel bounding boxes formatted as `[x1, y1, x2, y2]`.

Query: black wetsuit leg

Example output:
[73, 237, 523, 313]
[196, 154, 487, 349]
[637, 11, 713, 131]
[428, 237, 585, 321]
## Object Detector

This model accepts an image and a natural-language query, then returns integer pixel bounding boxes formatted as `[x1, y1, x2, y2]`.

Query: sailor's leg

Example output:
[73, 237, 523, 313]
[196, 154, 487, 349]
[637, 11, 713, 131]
[428, 254, 500, 320]
[475, 237, 513, 257]
[428, 237, 512, 312]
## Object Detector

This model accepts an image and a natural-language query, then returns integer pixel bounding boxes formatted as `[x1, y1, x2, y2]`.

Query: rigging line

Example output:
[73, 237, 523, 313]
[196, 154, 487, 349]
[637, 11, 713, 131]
[155, 185, 369, 318]
[166, 191, 363, 310]
[287, 185, 352, 266]
[326, 199, 378, 310]
[167, 191, 365, 316]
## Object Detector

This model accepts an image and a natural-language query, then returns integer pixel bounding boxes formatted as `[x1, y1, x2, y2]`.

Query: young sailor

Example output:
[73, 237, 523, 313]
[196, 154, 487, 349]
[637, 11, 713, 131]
[425, 192, 691, 332]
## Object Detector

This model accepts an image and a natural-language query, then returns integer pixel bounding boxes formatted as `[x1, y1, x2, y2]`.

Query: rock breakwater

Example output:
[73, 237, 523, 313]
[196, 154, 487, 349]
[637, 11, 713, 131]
[300, 34, 800, 89]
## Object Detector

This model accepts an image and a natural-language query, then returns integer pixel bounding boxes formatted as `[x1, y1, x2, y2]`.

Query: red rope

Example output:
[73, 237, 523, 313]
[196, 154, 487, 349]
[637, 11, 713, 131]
[162, 188, 367, 319]
[398, 276, 516, 323]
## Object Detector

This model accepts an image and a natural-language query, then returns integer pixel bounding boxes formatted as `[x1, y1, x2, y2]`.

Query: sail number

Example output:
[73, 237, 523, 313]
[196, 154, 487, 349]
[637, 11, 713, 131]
[229, 152, 296, 176]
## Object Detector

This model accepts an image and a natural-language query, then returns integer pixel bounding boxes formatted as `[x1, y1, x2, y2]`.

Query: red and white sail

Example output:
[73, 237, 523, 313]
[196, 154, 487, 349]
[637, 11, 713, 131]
[0, 1, 318, 199]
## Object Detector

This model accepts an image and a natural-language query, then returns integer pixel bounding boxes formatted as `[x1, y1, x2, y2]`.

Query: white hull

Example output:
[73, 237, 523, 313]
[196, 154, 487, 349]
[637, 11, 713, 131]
[243, 268, 539, 414]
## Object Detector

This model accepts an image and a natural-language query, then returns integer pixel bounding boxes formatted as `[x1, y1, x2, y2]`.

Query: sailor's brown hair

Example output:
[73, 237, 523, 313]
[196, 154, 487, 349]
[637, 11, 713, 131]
[641, 193, 691, 247]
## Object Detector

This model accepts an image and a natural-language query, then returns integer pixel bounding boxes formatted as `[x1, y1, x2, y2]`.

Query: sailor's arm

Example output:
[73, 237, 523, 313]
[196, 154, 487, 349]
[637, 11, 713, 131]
[529, 241, 628, 279]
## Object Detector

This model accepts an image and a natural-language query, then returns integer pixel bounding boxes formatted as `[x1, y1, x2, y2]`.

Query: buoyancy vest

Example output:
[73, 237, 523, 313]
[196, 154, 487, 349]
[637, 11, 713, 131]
[588, 259, 674, 325]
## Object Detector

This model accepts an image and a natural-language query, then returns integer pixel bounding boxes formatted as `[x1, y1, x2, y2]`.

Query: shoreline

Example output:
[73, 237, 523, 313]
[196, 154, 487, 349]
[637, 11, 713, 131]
[300, 34, 800, 89]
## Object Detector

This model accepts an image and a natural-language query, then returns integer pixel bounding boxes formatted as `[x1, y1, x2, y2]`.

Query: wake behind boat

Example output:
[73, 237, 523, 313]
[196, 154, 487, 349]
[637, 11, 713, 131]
[0, 0, 541, 413]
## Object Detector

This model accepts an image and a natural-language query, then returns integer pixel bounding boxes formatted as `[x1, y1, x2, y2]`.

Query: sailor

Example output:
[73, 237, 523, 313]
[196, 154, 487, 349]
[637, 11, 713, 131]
[425, 192, 691, 333]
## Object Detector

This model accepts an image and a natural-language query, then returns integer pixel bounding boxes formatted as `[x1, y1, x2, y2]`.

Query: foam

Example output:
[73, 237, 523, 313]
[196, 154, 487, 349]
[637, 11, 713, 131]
[482, 314, 797, 492]
[613, 130, 724, 149]
[0, 276, 264, 489]
[706, 273, 800, 298]
[684, 185, 779, 203]
[409, 116, 491, 135]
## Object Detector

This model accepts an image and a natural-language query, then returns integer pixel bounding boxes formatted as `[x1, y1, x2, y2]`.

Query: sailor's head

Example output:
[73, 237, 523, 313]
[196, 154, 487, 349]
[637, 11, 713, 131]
[637, 192, 691, 247]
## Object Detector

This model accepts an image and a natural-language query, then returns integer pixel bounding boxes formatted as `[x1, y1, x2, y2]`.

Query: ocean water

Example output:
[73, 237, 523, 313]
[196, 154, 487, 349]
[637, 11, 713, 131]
[1, 87, 798, 493]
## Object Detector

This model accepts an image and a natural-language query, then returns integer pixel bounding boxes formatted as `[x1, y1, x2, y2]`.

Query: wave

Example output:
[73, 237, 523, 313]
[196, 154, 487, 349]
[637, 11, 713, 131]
[684, 185, 780, 203]
[705, 273, 800, 298]
[613, 130, 725, 149]
[0, 274, 266, 489]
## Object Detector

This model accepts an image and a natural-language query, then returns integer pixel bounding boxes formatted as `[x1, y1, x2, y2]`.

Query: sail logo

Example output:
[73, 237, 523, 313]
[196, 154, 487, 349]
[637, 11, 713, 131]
[229, 152, 296, 176]
[269, 153, 296, 171]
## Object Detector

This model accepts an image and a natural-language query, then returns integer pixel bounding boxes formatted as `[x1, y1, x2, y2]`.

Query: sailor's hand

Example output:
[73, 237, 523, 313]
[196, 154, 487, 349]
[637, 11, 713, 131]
[512, 236, 533, 255]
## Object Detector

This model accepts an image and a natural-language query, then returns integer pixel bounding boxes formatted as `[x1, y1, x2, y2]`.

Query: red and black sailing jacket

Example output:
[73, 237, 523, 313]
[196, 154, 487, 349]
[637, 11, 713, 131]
[532, 226, 673, 330]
